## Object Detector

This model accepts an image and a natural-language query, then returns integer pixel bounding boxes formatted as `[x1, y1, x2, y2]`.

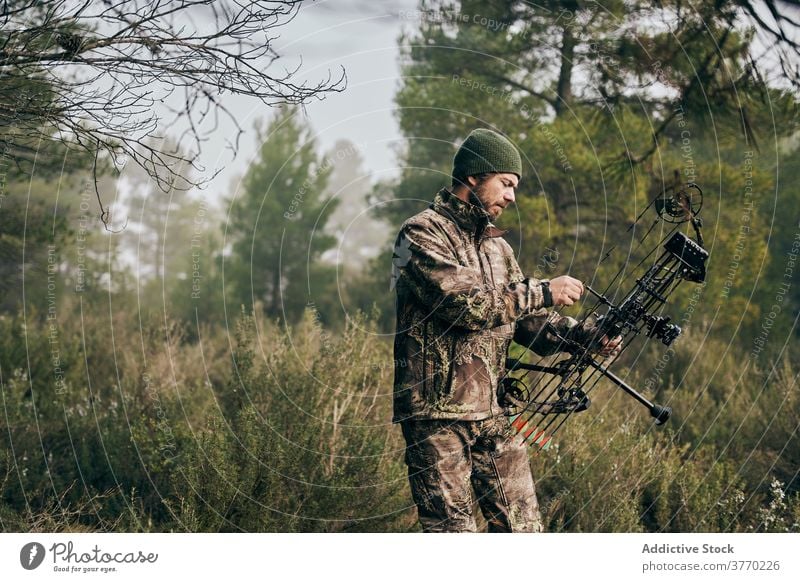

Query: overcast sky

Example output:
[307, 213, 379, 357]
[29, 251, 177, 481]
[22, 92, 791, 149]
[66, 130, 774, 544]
[193, 0, 420, 204]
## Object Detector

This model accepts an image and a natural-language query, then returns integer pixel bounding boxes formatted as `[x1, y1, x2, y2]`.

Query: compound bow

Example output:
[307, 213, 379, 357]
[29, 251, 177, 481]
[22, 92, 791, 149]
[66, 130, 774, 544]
[500, 183, 709, 450]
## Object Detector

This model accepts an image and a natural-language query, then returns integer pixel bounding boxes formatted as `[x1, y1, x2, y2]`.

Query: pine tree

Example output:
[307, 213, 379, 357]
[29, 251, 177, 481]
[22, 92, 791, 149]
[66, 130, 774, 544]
[226, 106, 339, 322]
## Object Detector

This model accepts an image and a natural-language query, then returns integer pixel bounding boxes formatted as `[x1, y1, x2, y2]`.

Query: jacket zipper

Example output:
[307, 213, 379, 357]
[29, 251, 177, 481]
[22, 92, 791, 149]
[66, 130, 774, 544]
[474, 235, 486, 283]
[484, 251, 496, 287]
[445, 339, 456, 397]
[422, 322, 428, 399]
[475, 231, 497, 417]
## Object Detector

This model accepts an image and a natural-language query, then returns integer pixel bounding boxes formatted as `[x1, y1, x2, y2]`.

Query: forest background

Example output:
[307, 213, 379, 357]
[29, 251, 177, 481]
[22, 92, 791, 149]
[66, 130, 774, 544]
[2, 0, 799, 532]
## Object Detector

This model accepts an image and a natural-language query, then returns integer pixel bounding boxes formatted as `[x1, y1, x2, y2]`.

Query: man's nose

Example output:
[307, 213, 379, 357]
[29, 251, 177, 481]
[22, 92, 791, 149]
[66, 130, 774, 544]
[504, 189, 516, 203]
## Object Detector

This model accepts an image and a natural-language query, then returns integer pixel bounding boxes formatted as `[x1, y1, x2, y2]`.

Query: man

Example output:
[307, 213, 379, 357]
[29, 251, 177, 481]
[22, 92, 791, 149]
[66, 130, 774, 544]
[391, 128, 620, 533]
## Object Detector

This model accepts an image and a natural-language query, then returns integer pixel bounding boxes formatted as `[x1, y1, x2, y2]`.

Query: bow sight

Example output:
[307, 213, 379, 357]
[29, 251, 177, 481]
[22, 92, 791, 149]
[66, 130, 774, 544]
[500, 183, 709, 450]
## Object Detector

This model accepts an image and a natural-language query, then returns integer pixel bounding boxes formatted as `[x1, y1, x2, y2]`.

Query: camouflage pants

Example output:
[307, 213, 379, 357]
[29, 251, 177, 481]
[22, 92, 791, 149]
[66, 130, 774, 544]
[400, 416, 544, 533]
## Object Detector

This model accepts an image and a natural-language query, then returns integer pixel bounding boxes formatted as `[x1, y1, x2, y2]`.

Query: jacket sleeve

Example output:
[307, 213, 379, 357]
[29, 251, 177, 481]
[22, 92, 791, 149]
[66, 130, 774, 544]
[513, 311, 579, 356]
[513, 311, 602, 356]
[397, 222, 548, 331]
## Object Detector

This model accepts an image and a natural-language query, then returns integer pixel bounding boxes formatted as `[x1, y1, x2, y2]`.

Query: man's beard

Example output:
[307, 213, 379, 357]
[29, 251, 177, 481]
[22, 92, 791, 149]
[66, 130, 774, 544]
[467, 181, 492, 215]
[468, 180, 500, 219]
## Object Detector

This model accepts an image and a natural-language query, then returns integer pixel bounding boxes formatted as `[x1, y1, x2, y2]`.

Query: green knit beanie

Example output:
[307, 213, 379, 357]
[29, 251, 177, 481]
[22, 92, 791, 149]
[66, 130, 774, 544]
[452, 128, 522, 183]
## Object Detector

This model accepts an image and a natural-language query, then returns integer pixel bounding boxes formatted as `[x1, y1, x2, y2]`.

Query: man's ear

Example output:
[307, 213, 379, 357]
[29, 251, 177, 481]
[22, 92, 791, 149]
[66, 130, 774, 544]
[466, 175, 478, 187]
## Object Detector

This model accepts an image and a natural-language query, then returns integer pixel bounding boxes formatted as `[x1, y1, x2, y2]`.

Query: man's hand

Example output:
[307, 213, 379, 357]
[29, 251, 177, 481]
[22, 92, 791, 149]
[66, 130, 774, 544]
[597, 334, 622, 358]
[549, 275, 584, 306]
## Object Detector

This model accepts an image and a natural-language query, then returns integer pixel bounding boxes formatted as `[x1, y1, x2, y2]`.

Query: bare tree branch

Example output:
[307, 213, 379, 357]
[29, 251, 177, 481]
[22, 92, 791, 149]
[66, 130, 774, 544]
[0, 0, 346, 230]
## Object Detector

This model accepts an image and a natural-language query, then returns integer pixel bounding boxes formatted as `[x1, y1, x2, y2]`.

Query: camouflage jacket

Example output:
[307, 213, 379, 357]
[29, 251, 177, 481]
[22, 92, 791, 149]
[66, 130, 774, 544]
[392, 188, 587, 423]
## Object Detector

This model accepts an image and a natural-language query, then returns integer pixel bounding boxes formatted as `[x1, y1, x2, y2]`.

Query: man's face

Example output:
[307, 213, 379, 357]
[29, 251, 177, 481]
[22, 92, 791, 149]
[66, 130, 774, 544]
[468, 172, 519, 219]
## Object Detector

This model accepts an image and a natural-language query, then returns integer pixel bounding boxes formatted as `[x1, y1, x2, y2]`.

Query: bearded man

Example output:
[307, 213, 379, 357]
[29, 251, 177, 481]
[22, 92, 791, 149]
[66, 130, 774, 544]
[391, 128, 620, 533]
